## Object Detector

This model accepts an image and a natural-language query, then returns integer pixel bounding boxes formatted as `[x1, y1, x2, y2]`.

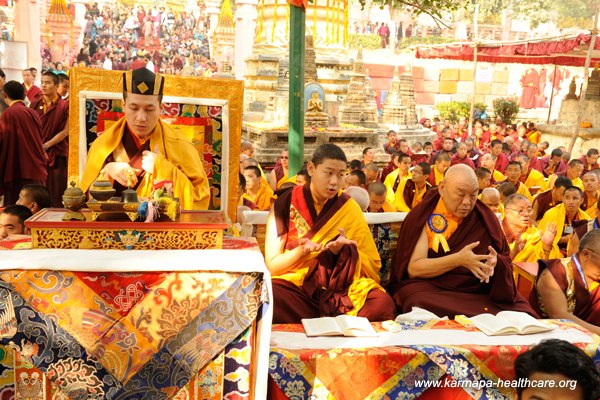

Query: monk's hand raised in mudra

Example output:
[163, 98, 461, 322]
[457, 241, 495, 283]
[541, 222, 558, 252]
[325, 228, 358, 255]
[298, 238, 324, 254]
[483, 246, 497, 283]
[104, 162, 138, 187]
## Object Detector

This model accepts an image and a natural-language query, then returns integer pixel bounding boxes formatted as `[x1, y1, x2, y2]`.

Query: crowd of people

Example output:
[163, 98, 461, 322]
[238, 116, 600, 343]
[42, 2, 218, 77]
[0, 61, 599, 396]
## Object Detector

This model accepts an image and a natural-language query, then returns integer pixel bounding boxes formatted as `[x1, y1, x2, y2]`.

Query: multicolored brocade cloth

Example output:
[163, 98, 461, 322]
[269, 320, 600, 400]
[0, 268, 264, 399]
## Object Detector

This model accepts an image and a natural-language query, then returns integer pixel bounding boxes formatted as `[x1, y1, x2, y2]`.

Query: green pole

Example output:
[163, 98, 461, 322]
[288, 5, 305, 176]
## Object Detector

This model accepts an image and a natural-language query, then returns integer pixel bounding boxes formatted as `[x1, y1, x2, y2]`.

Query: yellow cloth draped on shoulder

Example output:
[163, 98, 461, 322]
[276, 199, 383, 316]
[538, 204, 591, 254]
[80, 117, 211, 210]
[511, 225, 562, 263]
[248, 183, 274, 211]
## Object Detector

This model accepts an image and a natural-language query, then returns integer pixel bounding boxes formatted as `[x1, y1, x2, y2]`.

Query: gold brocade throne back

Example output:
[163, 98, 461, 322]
[68, 68, 243, 221]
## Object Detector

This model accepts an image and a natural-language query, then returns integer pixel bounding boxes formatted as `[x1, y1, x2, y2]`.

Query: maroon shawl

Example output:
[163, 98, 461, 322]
[274, 184, 357, 316]
[531, 257, 600, 325]
[0, 102, 48, 187]
[532, 189, 556, 221]
[402, 179, 431, 210]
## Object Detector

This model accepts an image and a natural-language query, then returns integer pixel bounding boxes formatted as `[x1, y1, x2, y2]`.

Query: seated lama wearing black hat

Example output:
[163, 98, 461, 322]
[80, 68, 210, 209]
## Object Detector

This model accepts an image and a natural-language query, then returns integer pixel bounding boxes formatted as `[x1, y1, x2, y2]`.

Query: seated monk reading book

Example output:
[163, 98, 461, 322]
[531, 229, 600, 336]
[265, 144, 395, 324]
[390, 164, 536, 317]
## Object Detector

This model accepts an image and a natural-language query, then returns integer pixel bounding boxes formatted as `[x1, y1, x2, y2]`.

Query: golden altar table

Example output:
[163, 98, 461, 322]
[27, 209, 228, 250]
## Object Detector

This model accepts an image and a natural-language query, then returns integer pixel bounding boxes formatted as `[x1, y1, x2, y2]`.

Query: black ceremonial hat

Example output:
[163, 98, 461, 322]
[123, 68, 164, 96]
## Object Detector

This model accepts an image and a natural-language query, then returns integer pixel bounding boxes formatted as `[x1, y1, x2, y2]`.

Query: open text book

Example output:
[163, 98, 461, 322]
[301, 315, 377, 337]
[469, 311, 553, 336]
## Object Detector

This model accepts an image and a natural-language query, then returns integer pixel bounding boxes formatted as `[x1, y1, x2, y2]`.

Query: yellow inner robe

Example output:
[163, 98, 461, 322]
[383, 169, 411, 204]
[492, 169, 506, 183]
[538, 204, 592, 254]
[275, 198, 384, 316]
[510, 225, 562, 263]
[247, 183, 274, 211]
[81, 117, 210, 210]
[394, 179, 428, 212]
[523, 168, 547, 192]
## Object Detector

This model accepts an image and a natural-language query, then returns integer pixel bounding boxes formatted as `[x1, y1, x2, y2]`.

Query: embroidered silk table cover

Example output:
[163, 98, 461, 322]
[0, 248, 272, 400]
[269, 320, 600, 400]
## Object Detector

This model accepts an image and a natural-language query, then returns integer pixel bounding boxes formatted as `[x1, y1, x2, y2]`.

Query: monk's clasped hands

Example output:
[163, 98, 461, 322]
[459, 241, 497, 283]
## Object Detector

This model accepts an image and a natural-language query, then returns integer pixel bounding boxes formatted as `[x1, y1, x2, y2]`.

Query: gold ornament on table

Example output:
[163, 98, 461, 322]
[61, 181, 86, 221]
[89, 169, 116, 201]
[121, 168, 139, 203]
[87, 169, 139, 221]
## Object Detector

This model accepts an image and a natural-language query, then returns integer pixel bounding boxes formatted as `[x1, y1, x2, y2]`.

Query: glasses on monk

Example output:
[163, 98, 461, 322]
[506, 207, 532, 216]
[281, 156, 289, 159]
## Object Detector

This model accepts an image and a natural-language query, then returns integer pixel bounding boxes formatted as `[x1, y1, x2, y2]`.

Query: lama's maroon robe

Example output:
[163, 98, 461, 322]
[493, 152, 509, 174]
[532, 189, 558, 221]
[579, 155, 599, 171]
[390, 188, 537, 318]
[24, 84, 42, 105]
[531, 257, 600, 325]
[0, 101, 48, 204]
[529, 156, 543, 173]
[540, 156, 567, 177]
[31, 97, 69, 207]
[450, 154, 475, 169]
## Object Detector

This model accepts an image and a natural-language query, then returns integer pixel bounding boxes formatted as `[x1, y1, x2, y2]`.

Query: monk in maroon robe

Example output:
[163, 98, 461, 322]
[490, 140, 509, 173]
[0, 81, 48, 205]
[22, 68, 42, 105]
[532, 176, 572, 221]
[390, 164, 536, 317]
[265, 144, 395, 323]
[540, 149, 567, 177]
[450, 142, 475, 169]
[30, 71, 69, 207]
[530, 229, 600, 335]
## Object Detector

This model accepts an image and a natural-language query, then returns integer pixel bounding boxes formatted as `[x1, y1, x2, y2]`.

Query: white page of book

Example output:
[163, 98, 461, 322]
[335, 315, 375, 335]
[271, 328, 592, 350]
[302, 317, 340, 336]
[469, 314, 514, 335]
[496, 311, 551, 333]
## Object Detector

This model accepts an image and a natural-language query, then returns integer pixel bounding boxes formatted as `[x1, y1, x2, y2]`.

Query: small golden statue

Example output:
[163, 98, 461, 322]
[305, 90, 328, 129]
[306, 91, 324, 115]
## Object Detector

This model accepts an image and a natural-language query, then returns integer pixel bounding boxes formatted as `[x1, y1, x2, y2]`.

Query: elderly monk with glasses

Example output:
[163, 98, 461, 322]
[502, 193, 562, 262]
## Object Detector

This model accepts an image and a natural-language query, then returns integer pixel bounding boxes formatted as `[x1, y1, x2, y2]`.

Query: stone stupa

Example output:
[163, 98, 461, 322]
[382, 66, 417, 126]
[339, 48, 378, 128]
